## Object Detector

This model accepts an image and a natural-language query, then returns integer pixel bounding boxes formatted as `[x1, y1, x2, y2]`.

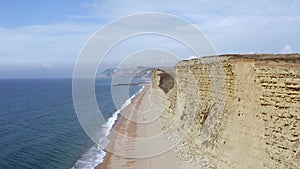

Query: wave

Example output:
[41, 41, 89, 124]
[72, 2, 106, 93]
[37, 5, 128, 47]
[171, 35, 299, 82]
[71, 86, 145, 169]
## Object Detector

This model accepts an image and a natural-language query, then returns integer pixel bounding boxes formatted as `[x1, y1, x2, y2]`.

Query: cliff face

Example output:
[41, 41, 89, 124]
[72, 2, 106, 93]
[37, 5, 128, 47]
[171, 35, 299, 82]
[153, 54, 300, 169]
[99, 66, 152, 79]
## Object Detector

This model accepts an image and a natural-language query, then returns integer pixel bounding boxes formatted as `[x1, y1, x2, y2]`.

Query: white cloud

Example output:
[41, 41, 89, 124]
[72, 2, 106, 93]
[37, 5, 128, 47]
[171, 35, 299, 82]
[188, 55, 197, 60]
[41, 64, 54, 68]
[79, 0, 300, 54]
[1, 0, 300, 68]
[82, 0, 300, 21]
[281, 45, 293, 54]
[0, 22, 100, 65]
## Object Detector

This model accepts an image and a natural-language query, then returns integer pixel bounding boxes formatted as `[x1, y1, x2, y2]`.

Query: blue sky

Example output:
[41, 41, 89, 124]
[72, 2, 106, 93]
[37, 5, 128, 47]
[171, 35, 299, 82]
[0, 0, 92, 27]
[0, 0, 299, 78]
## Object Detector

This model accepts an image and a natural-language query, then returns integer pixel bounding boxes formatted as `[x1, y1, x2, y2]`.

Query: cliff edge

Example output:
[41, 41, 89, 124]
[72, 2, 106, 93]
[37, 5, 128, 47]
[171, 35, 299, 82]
[152, 54, 300, 169]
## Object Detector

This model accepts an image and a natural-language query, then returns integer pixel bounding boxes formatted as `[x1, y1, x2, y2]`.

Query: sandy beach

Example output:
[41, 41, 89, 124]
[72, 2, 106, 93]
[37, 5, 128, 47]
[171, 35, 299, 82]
[96, 86, 197, 169]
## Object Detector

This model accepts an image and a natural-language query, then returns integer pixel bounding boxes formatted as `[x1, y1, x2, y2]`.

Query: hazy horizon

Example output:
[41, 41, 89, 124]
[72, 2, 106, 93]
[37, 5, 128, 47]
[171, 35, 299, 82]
[1, 0, 300, 78]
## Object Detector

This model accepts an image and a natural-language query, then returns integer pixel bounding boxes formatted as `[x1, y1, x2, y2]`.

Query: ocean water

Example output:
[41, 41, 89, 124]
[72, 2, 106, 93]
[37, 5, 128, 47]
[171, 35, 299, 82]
[0, 78, 142, 169]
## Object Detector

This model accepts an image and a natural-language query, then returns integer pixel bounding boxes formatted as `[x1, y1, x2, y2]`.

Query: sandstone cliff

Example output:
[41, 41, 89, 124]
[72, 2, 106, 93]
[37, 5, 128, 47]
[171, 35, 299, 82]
[152, 54, 300, 169]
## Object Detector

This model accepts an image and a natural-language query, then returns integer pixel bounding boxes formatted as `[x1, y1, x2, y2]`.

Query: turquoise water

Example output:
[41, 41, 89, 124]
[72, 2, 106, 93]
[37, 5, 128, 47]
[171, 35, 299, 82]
[0, 78, 142, 169]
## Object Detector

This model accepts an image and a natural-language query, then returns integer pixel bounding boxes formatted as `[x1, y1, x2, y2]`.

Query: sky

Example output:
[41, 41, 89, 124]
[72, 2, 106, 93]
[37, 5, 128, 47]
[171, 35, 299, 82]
[0, 0, 299, 78]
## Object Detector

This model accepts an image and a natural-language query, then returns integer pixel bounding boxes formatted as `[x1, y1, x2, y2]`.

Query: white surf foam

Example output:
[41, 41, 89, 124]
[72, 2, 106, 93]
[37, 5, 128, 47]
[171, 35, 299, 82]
[71, 145, 105, 169]
[71, 86, 145, 169]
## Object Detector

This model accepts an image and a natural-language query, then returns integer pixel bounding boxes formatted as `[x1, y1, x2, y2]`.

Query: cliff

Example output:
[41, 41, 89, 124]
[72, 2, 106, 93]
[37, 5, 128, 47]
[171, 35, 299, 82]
[98, 66, 152, 79]
[152, 54, 300, 169]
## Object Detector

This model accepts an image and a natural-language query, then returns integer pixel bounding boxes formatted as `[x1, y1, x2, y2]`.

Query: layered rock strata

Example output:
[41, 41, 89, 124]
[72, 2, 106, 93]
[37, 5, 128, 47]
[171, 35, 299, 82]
[153, 54, 300, 169]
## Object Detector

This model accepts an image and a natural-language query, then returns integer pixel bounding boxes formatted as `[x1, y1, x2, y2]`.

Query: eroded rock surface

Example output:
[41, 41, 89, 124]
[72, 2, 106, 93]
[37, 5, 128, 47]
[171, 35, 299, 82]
[152, 54, 300, 169]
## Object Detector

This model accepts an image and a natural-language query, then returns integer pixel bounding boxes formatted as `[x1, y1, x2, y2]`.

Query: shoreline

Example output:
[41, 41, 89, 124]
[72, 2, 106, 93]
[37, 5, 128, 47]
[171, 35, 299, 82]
[71, 85, 146, 169]
[96, 86, 148, 168]
[95, 85, 197, 169]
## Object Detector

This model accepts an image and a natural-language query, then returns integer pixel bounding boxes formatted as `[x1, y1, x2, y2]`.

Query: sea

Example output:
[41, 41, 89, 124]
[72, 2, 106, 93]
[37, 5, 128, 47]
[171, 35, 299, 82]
[0, 78, 143, 169]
